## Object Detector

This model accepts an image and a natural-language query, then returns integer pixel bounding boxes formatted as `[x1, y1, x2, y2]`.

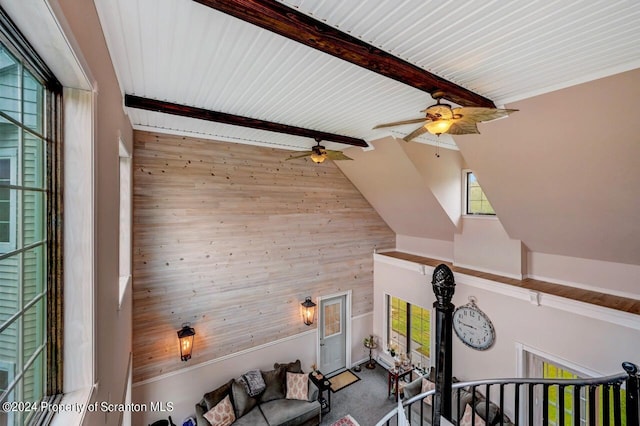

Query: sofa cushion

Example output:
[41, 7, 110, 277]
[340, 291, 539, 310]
[203, 395, 236, 426]
[474, 399, 501, 425]
[286, 372, 309, 401]
[459, 404, 486, 426]
[260, 367, 286, 402]
[260, 398, 321, 426]
[203, 379, 235, 411]
[231, 380, 258, 418]
[229, 407, 270, 426]
[421, 378, 435, 405]
[453, 388, 476, 422]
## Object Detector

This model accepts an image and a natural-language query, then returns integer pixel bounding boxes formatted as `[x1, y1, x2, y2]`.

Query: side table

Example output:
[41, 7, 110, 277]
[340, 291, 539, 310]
[364, 340, 378, 369]
[387, 366, 413, 401]
[308, 371, 331, 416]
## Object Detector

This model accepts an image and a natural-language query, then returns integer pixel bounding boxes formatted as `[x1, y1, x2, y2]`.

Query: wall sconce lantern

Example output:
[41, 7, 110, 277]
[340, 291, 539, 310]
[301, 297, 317, 326]
[177, 323, 196, 361]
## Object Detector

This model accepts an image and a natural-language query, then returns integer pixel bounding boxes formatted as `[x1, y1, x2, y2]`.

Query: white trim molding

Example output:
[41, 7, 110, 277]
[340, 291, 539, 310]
[375, 252, 640, 331]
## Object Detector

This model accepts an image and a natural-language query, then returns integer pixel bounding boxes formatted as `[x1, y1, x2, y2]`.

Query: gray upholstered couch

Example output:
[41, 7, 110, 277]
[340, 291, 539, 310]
[403, 372, 514, 426]
[195, 360, 320, 426]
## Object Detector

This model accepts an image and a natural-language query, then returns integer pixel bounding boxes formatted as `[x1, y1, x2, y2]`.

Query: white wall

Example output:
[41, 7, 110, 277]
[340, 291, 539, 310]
[528, 251, 640, 300]
[133, 313, 372, 425]
[453, 217, 524, 279]
[374, 253, 640, 420]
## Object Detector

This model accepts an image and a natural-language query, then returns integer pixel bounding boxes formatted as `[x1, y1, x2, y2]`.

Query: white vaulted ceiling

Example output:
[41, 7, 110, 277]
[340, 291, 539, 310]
[95, 0, 640, 152]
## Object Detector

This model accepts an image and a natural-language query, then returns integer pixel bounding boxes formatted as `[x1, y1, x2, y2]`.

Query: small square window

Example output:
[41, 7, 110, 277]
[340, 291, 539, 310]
[465, 171, 495, 215]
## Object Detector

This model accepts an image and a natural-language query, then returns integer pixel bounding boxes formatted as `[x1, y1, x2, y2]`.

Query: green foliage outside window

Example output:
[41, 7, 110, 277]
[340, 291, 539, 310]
[388, 296, 431, 363]
[466, 172, 495, 215]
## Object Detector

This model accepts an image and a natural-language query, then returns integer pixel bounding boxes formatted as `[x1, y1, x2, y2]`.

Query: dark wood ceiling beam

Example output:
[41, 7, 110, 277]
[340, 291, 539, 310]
[124, 95, 369, 147]
[192, 0, 495, 108]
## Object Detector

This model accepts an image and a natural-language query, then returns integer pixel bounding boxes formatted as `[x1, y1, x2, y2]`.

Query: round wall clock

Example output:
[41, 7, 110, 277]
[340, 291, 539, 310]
[453, 297, 495, 351]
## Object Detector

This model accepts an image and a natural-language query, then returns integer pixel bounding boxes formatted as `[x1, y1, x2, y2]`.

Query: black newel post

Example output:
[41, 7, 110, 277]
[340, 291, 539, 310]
[432, 264, 456, 426]
[623, 362, 640, 425]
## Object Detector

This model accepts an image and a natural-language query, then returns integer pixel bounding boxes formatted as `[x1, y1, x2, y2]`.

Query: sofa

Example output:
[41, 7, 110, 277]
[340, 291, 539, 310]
[402, 369, 514, 426]
[195, 360, 321, 426]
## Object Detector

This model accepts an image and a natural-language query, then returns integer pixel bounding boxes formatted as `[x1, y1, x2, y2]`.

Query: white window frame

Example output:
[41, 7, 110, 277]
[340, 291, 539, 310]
[385, 293, 433, 370]
[462, 169, 496, 217]
[0, 360, 16, 426]
[0, 148, 17, 252]
[118, 139, 132, 310]
[517, 344, 604, 426]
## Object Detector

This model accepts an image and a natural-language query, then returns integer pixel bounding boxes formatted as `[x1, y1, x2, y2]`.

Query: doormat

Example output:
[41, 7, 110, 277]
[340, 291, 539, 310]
[328, 369, 360, 393]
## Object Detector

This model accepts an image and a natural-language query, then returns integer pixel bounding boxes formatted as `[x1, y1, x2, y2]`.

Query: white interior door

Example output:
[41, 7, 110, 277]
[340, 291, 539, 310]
[319, 295, 347, 374]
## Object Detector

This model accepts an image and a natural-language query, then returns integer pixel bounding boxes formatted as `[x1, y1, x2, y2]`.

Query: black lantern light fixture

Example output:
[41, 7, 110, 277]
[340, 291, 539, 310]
[301, 297, 317, 326]
[177, 323, 196, 362]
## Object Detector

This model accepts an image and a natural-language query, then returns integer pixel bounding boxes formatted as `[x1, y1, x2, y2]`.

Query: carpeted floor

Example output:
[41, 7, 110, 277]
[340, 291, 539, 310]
[320, 363, 398, 426]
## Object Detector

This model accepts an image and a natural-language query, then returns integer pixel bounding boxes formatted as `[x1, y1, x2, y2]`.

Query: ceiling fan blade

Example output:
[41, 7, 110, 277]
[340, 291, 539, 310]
[285, 151, 313, 160]
[453, 107, 518, 122]
[403, 124, 430, 142]
[447, 119, 480, 135]
[373, 118, 427, 129]
[326, 150, 353, 161]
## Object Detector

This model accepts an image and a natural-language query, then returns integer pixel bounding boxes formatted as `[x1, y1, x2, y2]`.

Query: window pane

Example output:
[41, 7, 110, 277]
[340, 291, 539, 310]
[409, 305, 430, 368]
[0, 316, 19, 381]
[22, 69, 42, 134]
[22, 245, 45, 306]
[0, 46, 20, 122]
[0, 253, 20, 319]
[466, 172, 496, 215]
[22, 190, 44, 245]
[22, 298, 45, 371]
[389, 296, 408, 355]
[0, 385, 16, 426]
[23, 133, 44, 189]
[0, 188, 16, 250]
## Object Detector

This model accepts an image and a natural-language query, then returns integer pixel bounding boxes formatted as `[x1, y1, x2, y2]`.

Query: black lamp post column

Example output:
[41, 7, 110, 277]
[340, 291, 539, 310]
[431, 264, 456, 426]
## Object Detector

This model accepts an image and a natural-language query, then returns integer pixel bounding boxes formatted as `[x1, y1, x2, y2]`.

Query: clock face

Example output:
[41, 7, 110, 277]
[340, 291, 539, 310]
[453, 305, 495, 350]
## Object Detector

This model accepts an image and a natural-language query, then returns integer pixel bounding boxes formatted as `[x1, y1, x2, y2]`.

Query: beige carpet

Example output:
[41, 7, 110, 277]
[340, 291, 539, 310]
[328, 370, 360, 393]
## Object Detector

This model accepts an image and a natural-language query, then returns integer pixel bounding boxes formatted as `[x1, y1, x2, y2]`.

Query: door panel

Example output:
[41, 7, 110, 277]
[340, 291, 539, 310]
[319, 296, 346, 374]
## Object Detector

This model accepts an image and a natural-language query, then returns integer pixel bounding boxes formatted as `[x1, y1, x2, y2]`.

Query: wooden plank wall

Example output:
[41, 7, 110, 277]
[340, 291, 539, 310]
[132, 131, 395, 383]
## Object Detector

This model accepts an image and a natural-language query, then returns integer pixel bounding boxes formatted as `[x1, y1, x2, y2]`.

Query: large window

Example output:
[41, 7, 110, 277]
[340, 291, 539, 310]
[386, 295, 431, 369]
[528, 353, 626, 426]
[465, 171, 495, 215]
[0, 8, 62, 426]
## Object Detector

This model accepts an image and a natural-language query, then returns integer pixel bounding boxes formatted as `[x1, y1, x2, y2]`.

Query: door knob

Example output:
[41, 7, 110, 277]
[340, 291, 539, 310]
[320, 343, 325, 346]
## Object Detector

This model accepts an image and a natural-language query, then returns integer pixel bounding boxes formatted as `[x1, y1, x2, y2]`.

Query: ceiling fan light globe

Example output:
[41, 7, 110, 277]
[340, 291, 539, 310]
[425, 119, 453, 135]
[310, 152, 326, 163]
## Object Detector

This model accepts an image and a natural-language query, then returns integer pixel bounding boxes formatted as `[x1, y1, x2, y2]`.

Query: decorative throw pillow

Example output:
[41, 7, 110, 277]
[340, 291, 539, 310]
[203, 395, 236, 426]
[260, 367, 286, 402]
[421, 377, 436, 405]
[274, 359, 303, 374]
[286, 372, 309, 401]
[203, 379, 234, 411]
[474, 400, 501, 425]
[459, 403, 486, 426]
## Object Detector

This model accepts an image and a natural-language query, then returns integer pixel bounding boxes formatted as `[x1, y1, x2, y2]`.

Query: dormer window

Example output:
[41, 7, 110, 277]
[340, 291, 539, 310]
[465, 171, 495, 215]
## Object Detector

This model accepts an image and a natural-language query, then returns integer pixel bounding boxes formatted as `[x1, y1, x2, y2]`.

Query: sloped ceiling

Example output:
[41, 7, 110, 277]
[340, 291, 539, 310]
[455, 68, 640, 265]
[337, 137, 457, 241]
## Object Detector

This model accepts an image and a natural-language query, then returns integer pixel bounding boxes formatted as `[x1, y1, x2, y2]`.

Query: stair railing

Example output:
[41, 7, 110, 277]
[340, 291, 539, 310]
[376, 361, 639, 426]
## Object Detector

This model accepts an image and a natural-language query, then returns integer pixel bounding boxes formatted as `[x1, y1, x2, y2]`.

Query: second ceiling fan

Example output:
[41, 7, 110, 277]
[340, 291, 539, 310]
[374, 91, 518, 142]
